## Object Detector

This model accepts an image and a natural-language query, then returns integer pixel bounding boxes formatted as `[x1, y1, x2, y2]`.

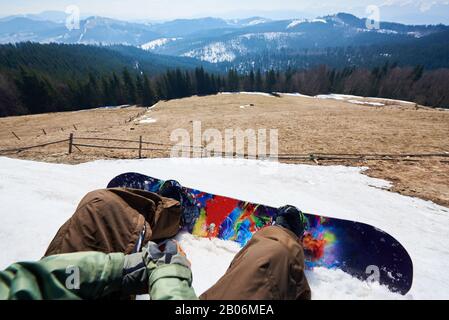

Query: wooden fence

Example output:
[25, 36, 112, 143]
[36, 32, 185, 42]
[0, 134, 448, 163]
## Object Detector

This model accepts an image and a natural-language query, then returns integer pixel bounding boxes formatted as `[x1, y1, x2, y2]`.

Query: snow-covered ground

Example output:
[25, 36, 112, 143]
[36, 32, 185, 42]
[220, 92, 275, 97]
[0, 157, 448, 299]
[220, 92, 415, 106]
[141, 38, 180, 51]
[138, 116, 157, 124]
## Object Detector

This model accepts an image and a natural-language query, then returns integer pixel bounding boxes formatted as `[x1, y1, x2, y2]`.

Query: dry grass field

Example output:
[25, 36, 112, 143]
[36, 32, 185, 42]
[1, 93, 448, 207]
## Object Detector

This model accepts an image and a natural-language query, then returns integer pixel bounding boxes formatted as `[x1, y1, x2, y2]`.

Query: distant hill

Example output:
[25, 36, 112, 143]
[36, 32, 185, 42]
[1, 13, 448, 72]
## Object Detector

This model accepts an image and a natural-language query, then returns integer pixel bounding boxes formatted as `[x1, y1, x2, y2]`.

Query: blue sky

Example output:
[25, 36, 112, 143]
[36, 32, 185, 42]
[1, 0, 449, 24]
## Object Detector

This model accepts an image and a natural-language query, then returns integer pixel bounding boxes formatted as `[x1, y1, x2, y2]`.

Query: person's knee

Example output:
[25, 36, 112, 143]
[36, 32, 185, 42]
[73, 189, 119, 223]
[78, 189, 112, 205]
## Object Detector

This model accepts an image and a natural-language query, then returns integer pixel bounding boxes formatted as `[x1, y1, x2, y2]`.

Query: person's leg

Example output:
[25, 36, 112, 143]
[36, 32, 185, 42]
[200, 226, 311, 300]
[44, 188, 182, 256]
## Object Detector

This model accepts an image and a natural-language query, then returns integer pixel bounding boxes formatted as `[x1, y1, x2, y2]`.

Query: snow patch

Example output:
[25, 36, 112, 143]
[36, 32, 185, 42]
[139, 117, 157, 124]
[246, 19, 268, 26]
[136, 105, 159, 124]
[314, 94, 414, 106]
[407, 31, 423, 38]
[376, 29, 399, 35]
[287, 19, 326, 29]
[279, 92, 314, 98]
[306, 267, 410, 300]
[367, 97, 416, 105]
[220, 92, 275, 97]
[347, 99, 385, 107]
[287, 19, 305, 29]
[183, 42, 238, 63]
[141, 38, 180, 50]
[311, 18, 327, 24]
[241, 32, 303, 41]
[316, 94, 347, 100]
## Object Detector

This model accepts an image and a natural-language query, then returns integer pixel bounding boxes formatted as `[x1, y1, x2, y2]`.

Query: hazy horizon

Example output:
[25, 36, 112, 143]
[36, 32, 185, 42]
[1, 0, 449, 25]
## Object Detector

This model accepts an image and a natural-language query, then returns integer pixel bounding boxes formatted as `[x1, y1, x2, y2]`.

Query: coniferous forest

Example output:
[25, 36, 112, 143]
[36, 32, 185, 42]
[1, 42, 449, 117]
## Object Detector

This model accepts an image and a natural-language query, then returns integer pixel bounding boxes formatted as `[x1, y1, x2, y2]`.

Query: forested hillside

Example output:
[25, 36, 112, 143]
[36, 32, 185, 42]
[229, 30, 449, 72]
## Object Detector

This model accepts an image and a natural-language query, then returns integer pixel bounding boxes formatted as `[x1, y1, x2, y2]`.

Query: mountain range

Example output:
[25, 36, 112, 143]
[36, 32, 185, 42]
[1, 12, 449, 72]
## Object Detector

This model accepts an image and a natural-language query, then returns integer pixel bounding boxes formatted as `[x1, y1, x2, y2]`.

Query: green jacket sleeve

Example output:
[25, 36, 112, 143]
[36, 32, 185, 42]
[0, 252, 125, 300]
[149, 264, 198, 300]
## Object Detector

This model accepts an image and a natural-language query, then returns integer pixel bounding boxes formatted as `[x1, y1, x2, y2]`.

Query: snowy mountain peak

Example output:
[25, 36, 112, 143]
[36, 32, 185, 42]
[287, 18, 327, 29]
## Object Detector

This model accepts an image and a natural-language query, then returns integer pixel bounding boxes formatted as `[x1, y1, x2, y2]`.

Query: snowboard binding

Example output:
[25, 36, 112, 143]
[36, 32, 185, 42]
[158, 180, 200, 231]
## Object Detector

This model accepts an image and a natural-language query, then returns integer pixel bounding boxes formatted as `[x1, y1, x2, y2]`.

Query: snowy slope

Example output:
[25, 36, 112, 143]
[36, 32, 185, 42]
[0, 157, 448, 299]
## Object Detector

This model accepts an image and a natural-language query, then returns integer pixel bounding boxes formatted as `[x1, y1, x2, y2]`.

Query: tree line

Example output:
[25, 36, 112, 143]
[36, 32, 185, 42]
[1, 61, 449, 117]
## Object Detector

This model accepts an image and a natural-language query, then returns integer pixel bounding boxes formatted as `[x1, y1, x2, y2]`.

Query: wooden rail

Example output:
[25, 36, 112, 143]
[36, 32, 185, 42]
[1, 134, 448, 163]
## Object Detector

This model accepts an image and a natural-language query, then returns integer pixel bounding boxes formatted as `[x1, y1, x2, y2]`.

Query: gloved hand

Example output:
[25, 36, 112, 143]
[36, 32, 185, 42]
[144, 240, 197, 300]
[121, 251, 148, 295]
[143, 240, 191, 274]
[120, 240, 191, 296]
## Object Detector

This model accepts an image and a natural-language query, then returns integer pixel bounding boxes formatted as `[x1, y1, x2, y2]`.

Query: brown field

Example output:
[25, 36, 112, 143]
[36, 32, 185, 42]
[1, 93, 448, 207]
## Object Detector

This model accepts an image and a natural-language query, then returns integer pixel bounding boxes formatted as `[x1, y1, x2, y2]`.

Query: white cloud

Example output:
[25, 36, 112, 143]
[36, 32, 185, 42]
[419, 1, 437, 12]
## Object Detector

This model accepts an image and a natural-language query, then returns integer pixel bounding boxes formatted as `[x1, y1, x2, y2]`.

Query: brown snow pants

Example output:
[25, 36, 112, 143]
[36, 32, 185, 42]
[45, 188, 182, 256]
[45, 188, 311, 300]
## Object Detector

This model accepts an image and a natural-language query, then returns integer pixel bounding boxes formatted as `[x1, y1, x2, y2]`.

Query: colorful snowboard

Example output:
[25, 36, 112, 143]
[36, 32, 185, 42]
[107, 172, 413, 295]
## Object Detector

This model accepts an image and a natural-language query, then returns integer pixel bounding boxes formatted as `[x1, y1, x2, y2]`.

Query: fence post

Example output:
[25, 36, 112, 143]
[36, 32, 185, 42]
[12, 131, 21, 140]
[68, 133, 73, 154]
[138, 136, 142, 159]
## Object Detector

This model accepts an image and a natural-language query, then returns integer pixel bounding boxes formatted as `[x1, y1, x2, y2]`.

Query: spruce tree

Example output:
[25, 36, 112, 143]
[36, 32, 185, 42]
[142, 74, 155, 106]
[122, 68, 137, 104]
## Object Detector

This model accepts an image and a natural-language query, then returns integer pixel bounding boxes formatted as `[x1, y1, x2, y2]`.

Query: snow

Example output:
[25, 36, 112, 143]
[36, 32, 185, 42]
[347, 99, 385, 106]
[183, 32, 309, 63]
[314, 94, 416, 106]
[376, 29, 399, 35]
[1, 156, 448, 299]
[183, 42, 237, 63]
[141, 38, 180, 50]
[220, 92, 275, 97]
[315, 94, 351, 100]
[246, 19, 267, 26]
[407, 31, 423, 38]
[241, 32, 303, 41]
[367, 96, 416, 105]
[220, 92, 415, 107]
[135, 103, 159, 124]
[311, 19, 327, 24]
[278, 92, 314, 98]
[287, 19, 326, 29]
[75, 104, 131, 112]
[139, 117, 157, 124]
[287, 20, 305, 29]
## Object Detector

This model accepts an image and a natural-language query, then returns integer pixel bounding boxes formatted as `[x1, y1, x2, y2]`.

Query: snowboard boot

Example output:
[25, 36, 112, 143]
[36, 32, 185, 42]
[274, 205, 308, 239]
[158, 180, 199, 231]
